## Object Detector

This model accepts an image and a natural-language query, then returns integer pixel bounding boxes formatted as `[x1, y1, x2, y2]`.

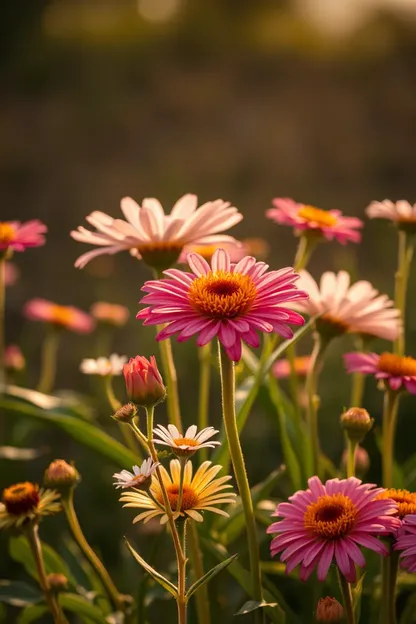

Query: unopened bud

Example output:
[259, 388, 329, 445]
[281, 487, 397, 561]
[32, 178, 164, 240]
[316, 597, 344, 622]
[112, 402, 137, 424]
[47, 573, 68, 593]
[44, 460, 80, 491]
[340, 407, 373, 443]
[123, 356, 166, 407]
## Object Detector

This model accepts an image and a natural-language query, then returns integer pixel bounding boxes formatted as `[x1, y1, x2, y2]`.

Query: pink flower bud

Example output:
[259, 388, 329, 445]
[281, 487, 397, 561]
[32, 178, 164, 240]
[123, 356, 166, 407]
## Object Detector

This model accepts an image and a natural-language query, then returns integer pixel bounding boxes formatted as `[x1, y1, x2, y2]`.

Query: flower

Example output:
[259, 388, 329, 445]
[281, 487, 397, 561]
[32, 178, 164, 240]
[5, 262, 19, 286]
[340, 407, 373, 443]
[316, 597, 344, 622]
[137, 248, 307, 362]
[344, 352, 416, 394]
[267, 476, 400, 582]
[292, 270, 401, 341]
[123, 355, 166, 406]
[120, 459, 236, 523]
[376, 489, 416, 520]
[44, 460, 80, 491]
[80, 354, 127, 376]
[0, 220, 47, 254]
[266, 198, 362, 244]
[0, 482, 60, 530]
[90, 302, 129, 327]
[113, 459, 160, 490]
[366, 200, 416, 231]
[153, 424, 220, 457]
[273, 355, 311, 379]
[24, 299, 95, 334]
[179, 238, 270, 264]
[71, 194, 242, 270]
[395, 514, 416, 572]
[4, 345, 25, 372]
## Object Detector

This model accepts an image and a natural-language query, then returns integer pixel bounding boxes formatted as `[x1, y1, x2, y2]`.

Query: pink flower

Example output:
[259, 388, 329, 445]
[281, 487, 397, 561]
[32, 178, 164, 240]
[395, 514, 416, 572]
[71, 194, 242, 269]
[366, 200, 416, 225]
[137, 248, 308, 362]
[123, 355, 166, 407]
[0, 220, 47, 253]
[266, 198, 363, 244]
[344, 351, 416, 394]
[292, 270, 401, 341]
[4, 262, 19, 287]
[268, 476, 400, 582]
[90, 302, 129, 327]
[24, 299, 95, 334]
[273, 355, 311, 379]
[4, 345, 25, 372]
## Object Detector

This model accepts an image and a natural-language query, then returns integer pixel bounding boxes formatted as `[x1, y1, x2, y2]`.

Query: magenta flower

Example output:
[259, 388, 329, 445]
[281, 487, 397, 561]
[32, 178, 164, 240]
[24, 299, 95, 334]
[266, 198, 363, 244]
[395, 514, 416, 572]
[0, 220, 47, 253]
[268, 476, 399, 582]
[137, 248, 308, 362]
[344, 352, 416, 394]
[123, 355, 166, 407]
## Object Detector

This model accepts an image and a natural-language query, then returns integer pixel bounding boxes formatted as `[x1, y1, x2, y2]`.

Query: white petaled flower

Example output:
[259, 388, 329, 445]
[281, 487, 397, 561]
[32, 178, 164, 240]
[80, 354, 127, 376]
[113, 459, 160, 490]
[153, 424, 220, 457]
[291, 270, 401, 342]
[71, 194, 243, 270]
[366, 200, 416, 229]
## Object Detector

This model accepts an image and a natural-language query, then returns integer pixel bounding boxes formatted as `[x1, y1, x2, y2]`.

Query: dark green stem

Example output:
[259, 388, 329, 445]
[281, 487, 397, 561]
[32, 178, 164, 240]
[305, 334, 328, 477]
[338, 569, 355, 624]
[177, 520, 188, 624]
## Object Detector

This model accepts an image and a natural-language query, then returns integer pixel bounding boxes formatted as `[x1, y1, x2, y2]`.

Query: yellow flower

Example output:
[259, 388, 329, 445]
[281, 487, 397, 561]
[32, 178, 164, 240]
[0, 482, 61, 530]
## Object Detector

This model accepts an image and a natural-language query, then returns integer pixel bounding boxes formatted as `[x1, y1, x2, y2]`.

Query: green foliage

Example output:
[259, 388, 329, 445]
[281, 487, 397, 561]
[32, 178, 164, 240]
[0, 581, 42, 608]
[9, 537, 76, 586]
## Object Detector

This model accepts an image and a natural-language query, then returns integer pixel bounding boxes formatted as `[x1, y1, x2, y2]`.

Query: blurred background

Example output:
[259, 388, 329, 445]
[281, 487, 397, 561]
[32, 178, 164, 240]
[1, 0, 416, 621]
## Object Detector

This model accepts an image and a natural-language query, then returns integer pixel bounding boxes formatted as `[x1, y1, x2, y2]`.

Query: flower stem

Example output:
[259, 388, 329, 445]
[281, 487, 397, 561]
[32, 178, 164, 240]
[380, 553, 391, 624]
[37, 327, 60, 394]
[25, 524, 68, 624]
[394, 231, 414, 356]
[218, 344, 263, 618]
[337, 569, 355, 624]
[176, 457, 187, 513]
[387, 550, 399, 624]
[104, 376, 142, 457]
[305, 334, 328, 477]
[177, 520, 188, 624]
[293, 234, 317, 272]
[188, 521, 211, 624]
[346, 439, 357, 478]
[61, 490, 125, 614]
[157, 333, 183, 431]
[382, 389, 400, 488]
[198, 342, 212, 463]
[0, 256, 6, 391]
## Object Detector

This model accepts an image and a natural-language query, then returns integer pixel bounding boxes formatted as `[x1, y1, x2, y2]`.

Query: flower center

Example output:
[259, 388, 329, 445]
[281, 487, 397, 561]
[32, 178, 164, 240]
[2, 482, 40, 516]
[51, 305, 75, 327]
[377, 488, 416, 519]
[162, 484, 199, 511]
[173, 437, 199, 447]
[0, 223, 16, 245]
[304, 494, 358, 539]
[316, 315, 350, 339]
[136, 242, 184, 271]
[297, 206, 337, 228]
[378, 352, 416, 377]
[188, 270, 257, 319]
[185, 244, 218, 261]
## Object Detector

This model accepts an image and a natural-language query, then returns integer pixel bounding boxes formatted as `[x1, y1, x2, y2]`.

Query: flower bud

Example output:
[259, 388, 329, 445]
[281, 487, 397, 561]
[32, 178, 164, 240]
[340, 407, 373, 443]
[47, 573, 68, 593]
[316, 597, 345, 622]
[123, 356, 166, 407]
[44, 460, 80, 492]
[112, 402, 137, 424]
[4, 345, 25, 372]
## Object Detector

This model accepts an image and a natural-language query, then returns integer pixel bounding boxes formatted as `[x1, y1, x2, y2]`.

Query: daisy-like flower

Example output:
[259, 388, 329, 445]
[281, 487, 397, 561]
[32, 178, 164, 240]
[376, 489, 416, 521]
[113, 459, 160, 490]
[292, 270, 401, 342]
[267, 476, 400, 582]
[80, 354, 127, 376]
[344, 351, 416, 394]
[366, 200, 416, 232]
[395, 514, 416, 572]
[273, 355, 311, 379]
[71, 194, 242, 270]
[0, 220, 47, 253]
[120, 459, 236, 523]
[137, 248, 308, 362]
[0, 482, 60, 530]
[266, 198, 363, 244]
[24, 299, 95, 334]
[153, 424, 220, 457]
[90, 302, 130, 327]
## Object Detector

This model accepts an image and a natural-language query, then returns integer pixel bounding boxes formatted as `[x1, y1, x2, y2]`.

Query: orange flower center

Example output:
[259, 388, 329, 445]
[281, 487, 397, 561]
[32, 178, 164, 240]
[173, 437, 199, 447]
[293, 356, 311, 375]
[378, 352, 416, 377]
[0, 223, 16, 245]
[186, 244, 218, 261]
[297, 206, 337, 228]
[304, 494, 358, 539]
[377, 489, 416, 519]
[51, 305, 75, 327]
[2, 482, 40, 516]
[161, 483, 199, 512]
[188, 270, 257, 319]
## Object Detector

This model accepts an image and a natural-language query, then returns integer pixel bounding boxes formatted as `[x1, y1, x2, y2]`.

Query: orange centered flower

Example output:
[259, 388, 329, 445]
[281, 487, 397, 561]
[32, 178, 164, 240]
[304, 494, 358, 539]
[377, 489, 416, 519]
[51, 305, 75, 327]
[0, 223, 16, 245]
[378, 353, 416, 377]
[188, 270, 257, 319]
[159, 483, 199, 512]
[2, 482, 40, 515]
[297, 206, 338, 228]
[173, 437, 200, 447]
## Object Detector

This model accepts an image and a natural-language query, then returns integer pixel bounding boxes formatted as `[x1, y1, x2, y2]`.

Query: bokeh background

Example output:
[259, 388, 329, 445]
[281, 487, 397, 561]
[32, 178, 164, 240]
[1, 0, 416, 621]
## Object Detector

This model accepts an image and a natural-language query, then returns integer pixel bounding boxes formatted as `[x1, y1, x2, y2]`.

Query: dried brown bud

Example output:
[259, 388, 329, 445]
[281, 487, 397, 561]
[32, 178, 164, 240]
[112, 402, 137, 424]
[47, 573, 68, 593]
[316, 597, 345, 622]
[44, 460, 80, 491]
[340, 407, 373, 443]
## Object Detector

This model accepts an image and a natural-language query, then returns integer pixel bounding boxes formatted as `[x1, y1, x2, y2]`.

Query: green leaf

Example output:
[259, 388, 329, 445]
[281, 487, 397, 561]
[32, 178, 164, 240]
[263, 315, 320, 374]
[17, 605, 48, 624]
[9, 537, 76, 586]
[235, 600, 277, 616]
[0, 446, 48, 460]
[59, 593, 106, 622]
[0, 581, 42, 607]
[124, 538, 178, 598]
[185, 554, 237, 599]
[1, 398, 137, 468]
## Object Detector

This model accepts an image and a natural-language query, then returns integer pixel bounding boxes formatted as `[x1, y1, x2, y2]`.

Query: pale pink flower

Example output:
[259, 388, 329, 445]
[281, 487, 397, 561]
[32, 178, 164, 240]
[366, 199, 416, 225]
[273, 355, 311, 379]
[0, 220, 47, 252]
[90, 302, 129, 327]
[4, 345, 25, 372]
[268, 476, 400, 582]
[267, 198, 363, 244]
[24, 299, 95, 334]
[123, 355, 166, 406]
[5, 263, 19, 287]
[344, 352, 416, 394]
[292, 270, 401, 341]
[71, 194, 242, 269]
[395, 514, 416, 572]
[153, 424, 220, 457]
[137, 248, 308, 362]
[113, 459, 159, 490]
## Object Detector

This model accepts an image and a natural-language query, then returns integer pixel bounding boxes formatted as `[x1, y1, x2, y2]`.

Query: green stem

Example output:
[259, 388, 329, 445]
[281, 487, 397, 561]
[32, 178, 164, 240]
[176, 457, 187, 513]
[0, 256, 6, 391]
[198, 342, 212, 463]
[346, 439, 357, 478]
[293, 234, 317, 272]
[218, 344, 263, 618]
[188, 522, 211, 624]
[177, 520, 188, 624]
[387, 550, 399, 624]
[157, 333, 183, 431]
[37, 327, 60, 394]
[382, 390, 400, 488]
[338, 569, 355, 624]
[104, 376, 142, 457]
[305, 334, 328, 477]
[394, 231, 414, 356]
[350, 372, 365, 408]
[380, 554, 391, 624]
[61, 490, 124, 614]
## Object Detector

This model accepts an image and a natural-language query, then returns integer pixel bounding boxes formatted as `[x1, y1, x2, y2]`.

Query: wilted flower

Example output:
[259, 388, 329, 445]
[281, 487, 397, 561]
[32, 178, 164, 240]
[340, 407, 373, 443]
[153, 424, 220, 457]
[366, 200, 416, 232]
[90, 302, 129, 327]
[273, 355, 311, 379]
[24, 299, 95, 334]
[44, 460, 80, 491]
[0, 482, 60, 530]
[376, 489, 416, 521]
[4, 345, 25, 372]
[123, 355, 166, 406]
[0, 220, 47, 254]
[120, 459, 236, 523]
[316, 597, 344, 622]
[344, 352, 416, 394]
[112, 402, 137, 424]
[80, 354, 127, 376]
[395, 514, 416, 571]
[113, 459, 159, 490]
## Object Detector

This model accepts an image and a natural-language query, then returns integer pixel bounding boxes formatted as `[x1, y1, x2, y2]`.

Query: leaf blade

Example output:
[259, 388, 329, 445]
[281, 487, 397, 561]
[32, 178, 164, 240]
[124, 538, 178, 598]
[185, 554, 237, 600]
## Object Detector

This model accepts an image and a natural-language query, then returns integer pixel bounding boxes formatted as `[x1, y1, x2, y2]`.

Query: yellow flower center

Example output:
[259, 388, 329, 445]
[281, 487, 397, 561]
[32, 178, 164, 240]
[378, 352, 416, 377]
[173, 437, 199, 447]
[293, 356, 311, 374]
[304, 494, 358, 539]
[377, 488, 416, 519]
[50, 305, 75, 327]
[161, 484, 199, 512]
[0, 223, 16, 245]
[188, 270, 257, 319]
[2, 482, 40, 516]
[297, 206, 338, 228]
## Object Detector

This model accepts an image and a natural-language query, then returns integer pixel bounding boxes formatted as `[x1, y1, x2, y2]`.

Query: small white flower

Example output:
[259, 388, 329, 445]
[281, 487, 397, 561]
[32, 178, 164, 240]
[113, 458, 159, 490]
[153, 424, 220, 457]
[80, 354, 127, 376]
